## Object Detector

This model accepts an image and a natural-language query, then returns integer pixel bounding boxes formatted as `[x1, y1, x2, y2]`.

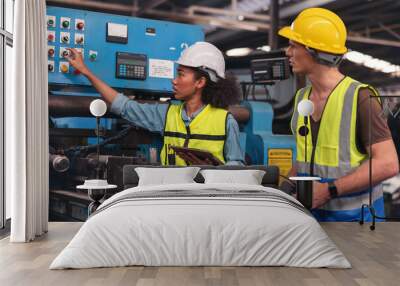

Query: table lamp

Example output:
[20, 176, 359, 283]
[77, 99, 117, 215]
[89, 99, 107, 179]
[290, 99, 319, 209]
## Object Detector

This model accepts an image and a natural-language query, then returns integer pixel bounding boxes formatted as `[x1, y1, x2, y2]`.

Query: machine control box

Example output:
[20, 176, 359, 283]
[46, 6, 204, 93]
[116, 52, 147, 80]
[251, 56, 290, 83]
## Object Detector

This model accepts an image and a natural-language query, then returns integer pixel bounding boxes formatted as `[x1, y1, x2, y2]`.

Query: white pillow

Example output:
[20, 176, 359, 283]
[200, 169, 266, 185]
[135, 167, 200, 186]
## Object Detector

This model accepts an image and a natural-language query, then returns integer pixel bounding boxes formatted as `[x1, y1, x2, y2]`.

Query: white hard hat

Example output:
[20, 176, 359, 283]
[176, 41, 225, 82]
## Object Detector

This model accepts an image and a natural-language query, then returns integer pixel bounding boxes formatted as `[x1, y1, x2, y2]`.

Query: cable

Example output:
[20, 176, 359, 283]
[64, 125, 134, 156]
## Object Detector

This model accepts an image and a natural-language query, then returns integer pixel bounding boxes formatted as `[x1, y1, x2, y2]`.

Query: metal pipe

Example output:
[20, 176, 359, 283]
[187, 5, 270, 22]
[96, 116, 100, 179]
[146, 9, 269, 32]
[279, 0, 335, 18]
[378, 23, 400, 40]
[139, 0, 168, 14]
[47, 0, 139, 13]
[362, 23, 400, 35]
[49, 154, 70, 172]
[269, 0, 279, 50]
[347, 35, 400, 48]
[49, 95, 116, 118]
[49, 95, 250, 123]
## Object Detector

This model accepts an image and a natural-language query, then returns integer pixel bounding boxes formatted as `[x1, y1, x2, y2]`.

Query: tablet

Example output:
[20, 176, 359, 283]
[170, 146, 223, 166]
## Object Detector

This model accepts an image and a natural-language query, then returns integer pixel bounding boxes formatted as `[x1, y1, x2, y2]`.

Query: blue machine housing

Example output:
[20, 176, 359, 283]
[241, 101, 296, 168]
[47, 6, 204, 136]
[47, 6, 204, 93]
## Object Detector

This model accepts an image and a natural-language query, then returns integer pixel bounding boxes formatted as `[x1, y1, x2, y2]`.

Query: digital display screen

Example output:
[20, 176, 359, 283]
[251, 57, 290, 82]
[117, 52, 146, 66]
[117, 58, 145, 66]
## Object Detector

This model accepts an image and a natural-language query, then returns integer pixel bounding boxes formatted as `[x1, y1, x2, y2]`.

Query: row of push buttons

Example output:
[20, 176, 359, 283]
[47, 31, 84, 45]
[47, 16, 85, 31]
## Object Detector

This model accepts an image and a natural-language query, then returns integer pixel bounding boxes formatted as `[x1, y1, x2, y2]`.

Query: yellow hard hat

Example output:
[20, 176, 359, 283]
[278, 7, 347, 55]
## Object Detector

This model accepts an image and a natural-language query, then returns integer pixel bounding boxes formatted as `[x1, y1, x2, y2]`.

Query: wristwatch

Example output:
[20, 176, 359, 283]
[328, 181, 338, 198]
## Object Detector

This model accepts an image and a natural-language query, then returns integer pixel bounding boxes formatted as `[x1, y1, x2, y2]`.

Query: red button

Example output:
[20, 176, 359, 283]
[48, 34, 54, 41]
[77, 22, 84, 30]
[73, 69, 81, 75]
[48, 49, 55, 57]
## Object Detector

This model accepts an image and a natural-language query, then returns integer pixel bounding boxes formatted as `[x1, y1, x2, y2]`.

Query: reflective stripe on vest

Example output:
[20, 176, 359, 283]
[161, 103, 228, 166]
[291, 77, 384, 221]
[312, 195, 385, 222]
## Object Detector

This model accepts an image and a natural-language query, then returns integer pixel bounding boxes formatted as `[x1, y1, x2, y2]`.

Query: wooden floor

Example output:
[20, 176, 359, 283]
[0, 222, 399, 286]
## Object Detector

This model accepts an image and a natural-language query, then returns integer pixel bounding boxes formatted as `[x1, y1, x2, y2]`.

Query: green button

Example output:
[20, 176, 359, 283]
[62, 20, 69, 28]
[90, 53, 97, 60]
[48, 19, 54, 26]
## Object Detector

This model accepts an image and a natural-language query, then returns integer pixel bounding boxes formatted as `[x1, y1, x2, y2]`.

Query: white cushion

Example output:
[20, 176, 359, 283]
[135, 167, 200, 186]
[200, 169, 266, 185]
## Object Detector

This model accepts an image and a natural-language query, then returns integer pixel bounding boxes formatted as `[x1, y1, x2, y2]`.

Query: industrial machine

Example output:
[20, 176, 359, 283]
[47, 6, 295, 221]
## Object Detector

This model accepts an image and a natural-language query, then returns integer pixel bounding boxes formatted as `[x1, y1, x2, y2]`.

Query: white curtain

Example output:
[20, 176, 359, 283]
[7, 0, 49, 242]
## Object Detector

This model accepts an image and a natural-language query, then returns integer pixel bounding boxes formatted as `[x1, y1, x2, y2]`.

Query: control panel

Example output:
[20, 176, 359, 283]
[46, 6, 204, 93]
[116, 52, 147, 80]
[251, 55, 290, 83]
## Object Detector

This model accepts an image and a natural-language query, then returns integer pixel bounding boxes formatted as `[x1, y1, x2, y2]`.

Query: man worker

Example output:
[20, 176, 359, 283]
[278, 8, 399, 221]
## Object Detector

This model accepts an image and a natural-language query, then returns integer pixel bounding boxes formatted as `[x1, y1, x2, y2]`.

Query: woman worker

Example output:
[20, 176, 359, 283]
[67, 42, 244, 165]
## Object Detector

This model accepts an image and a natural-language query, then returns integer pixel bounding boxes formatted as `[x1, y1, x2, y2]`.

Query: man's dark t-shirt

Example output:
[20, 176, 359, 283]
[310, 87, 392, 154]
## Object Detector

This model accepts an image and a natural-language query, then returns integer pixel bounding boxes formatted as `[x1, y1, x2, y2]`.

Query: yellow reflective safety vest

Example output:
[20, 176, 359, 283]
[161, 103, 228, 166]
[291, 76, 384, 221]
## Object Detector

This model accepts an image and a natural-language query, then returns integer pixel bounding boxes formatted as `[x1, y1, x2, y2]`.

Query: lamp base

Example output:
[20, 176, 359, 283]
[88, 201, 102, 215]
[290, 176, 321, 210]
[76, 180, 117, 215]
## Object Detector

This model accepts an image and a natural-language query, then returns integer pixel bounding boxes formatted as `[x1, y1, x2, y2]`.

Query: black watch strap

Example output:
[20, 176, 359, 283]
[328, 181, 338, 198]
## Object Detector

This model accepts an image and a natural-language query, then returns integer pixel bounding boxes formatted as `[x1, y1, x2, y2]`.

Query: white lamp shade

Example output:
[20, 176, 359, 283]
[297, 99, 314, 116]
[90, 99, 107, 117]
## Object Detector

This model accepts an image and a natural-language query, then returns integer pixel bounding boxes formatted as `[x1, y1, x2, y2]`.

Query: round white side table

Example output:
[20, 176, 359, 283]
[77, 180, 117, 215]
